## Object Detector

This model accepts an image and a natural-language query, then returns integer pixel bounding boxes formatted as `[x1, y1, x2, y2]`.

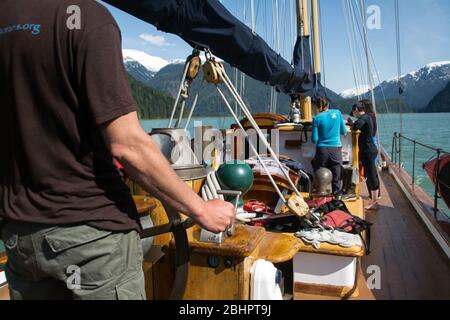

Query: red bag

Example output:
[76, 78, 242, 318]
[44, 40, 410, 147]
[243, 201, 275, 227]
[321, 209, 373, 255]
[306, 197, 333, 209]
[244, 201, 273, 215]
[321, 210, 354, 232]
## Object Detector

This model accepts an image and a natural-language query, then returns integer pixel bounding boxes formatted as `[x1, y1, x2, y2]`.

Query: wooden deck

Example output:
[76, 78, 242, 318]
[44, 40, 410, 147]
[355, 171, 450, 300]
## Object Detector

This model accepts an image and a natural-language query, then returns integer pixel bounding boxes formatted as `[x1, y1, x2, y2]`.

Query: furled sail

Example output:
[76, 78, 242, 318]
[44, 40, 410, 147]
[292, 34, 325, 100]
[103, 0, 324, 99]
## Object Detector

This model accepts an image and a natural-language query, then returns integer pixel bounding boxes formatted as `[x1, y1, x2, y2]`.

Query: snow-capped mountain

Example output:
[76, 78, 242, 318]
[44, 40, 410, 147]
[340, 85, 371, 98]
[123, 49, 169, 73]
[122, 49, 171, 84]
[122, 50, 223, 86]
[340, 61, 450, 110]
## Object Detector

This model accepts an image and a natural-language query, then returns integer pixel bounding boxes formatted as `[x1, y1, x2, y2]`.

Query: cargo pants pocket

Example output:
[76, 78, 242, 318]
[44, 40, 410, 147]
[44, 225, 112, 254]
[115, 271, 146, 300]
[42, 225, 126, 283]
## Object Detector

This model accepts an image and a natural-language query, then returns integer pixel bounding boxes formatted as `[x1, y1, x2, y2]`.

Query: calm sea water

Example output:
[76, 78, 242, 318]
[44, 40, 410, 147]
[377, 113, 450, 216]
[142, 113, 450, 215]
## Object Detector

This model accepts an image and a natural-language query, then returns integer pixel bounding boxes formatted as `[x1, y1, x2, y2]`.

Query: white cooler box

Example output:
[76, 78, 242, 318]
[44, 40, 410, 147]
[293, 252, 357, 296]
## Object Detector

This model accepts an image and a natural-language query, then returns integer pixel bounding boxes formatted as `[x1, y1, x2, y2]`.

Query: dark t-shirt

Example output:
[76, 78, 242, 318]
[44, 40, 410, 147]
[352, 114, 378, 154]
[368, 112, 378, 138]
[0, 0, 140, 231]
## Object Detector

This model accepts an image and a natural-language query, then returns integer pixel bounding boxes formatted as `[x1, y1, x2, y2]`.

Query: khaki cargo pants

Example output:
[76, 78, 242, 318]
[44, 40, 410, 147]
[0, 220, 146, 300]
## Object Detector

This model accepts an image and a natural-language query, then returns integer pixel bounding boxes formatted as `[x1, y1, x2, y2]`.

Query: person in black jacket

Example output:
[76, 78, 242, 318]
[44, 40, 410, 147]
[349, 103, 380, 210]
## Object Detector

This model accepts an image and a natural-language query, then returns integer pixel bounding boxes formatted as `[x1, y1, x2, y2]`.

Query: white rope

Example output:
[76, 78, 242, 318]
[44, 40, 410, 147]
[184, 80, 206, 130]
[218, 68, 303, 198]
[176, 100, 186, 128]
[206, 172, 220, 200]
[168, 63, 190, 128]
[210, 170, 224, 200]
[216, 86, 287, 202]
[184, 93, 199, 130]
[295, 229, 363, 249]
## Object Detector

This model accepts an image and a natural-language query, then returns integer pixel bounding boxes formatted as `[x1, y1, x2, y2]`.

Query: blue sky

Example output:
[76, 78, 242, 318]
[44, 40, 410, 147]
[100, 0, 450, 93]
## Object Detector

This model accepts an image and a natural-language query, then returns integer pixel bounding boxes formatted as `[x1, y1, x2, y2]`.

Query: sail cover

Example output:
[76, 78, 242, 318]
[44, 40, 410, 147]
[103, 0, 324, 99]
[292, 35, 325, 100]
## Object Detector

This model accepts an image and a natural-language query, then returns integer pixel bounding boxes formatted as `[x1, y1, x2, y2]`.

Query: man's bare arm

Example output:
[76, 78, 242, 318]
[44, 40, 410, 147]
[100, 111, 235, 233]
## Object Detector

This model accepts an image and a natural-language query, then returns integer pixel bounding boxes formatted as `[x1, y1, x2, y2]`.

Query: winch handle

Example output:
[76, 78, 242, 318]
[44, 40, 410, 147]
[217, 190, 242, 236]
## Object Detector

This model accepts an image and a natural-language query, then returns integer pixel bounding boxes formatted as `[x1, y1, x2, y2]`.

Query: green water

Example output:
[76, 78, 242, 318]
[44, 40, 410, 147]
[142, 113, 450, 215]
[377, 113, 450, 216]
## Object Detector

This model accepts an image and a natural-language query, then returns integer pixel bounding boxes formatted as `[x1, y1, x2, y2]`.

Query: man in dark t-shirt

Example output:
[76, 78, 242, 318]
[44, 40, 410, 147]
[0, 0, 234, 300]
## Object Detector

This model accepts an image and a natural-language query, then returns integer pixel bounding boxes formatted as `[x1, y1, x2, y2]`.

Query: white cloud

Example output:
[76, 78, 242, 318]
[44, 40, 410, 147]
[139, 33, 173, 47]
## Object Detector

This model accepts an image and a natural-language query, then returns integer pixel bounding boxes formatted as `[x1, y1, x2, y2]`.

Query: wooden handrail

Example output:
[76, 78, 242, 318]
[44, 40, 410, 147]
[0, 251, 7, 268]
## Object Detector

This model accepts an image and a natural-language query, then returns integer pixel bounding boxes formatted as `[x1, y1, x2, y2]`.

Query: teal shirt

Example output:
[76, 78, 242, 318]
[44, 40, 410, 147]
[312, 109, 347, 147]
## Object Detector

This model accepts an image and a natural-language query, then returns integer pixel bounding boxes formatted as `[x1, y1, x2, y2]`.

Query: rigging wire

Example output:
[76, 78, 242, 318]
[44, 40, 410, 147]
[356, 0, 390, 134]
[358, 0, 382, 157]
[344, 0, 366, 100]
[290, 0, 296, 64]
[269, 0, 280, 113]
[250, 0, 255, 32]
[342, 0, 362, 101]
[349, 0, 369, 98]
[395, 0, 403, 135]
[318, 0, 326, 89]
[344, 0, 389, 134]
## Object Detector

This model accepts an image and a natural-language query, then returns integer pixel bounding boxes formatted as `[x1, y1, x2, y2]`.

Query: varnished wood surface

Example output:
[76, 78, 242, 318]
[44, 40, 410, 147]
[296, 239, 365, 257]
[188, 225, 265, 257]
[0, 252, 6, 268]
[237, 113, 289, 130]
[252, 233, 302, 263]
[357, 172, 450, 300]
[142, 262, 154, 300]
[0, 285, 9, 300]
[294, 282, 359, 299]
[277, 125, 304, 132]
[133, 196, 157, 216]
[182, 254, 244, 300]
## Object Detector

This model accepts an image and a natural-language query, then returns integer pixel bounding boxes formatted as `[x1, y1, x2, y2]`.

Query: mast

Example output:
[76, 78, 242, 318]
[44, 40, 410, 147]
[297, 0, 313, 122]
[311, 0, 321, 76]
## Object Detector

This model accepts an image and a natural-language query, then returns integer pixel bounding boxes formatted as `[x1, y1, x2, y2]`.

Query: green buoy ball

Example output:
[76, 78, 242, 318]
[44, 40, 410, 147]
[216, 161, 254, 194]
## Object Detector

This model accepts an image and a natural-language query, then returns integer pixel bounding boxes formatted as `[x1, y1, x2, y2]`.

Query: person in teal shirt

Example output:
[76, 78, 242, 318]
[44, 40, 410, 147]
[312, 98, 348, 193]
